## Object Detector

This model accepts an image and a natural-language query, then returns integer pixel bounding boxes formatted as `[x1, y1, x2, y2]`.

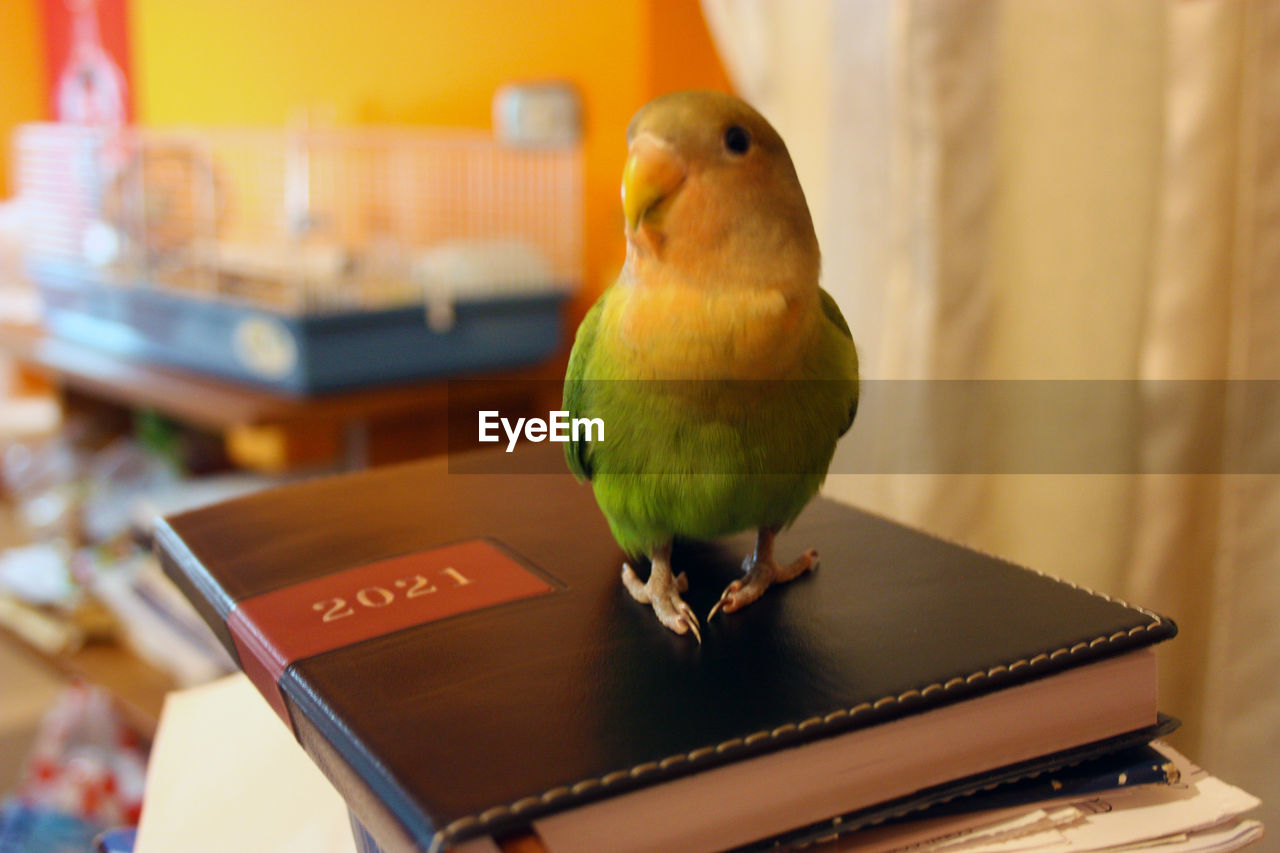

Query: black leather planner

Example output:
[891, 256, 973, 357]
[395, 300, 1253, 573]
[154, 446, 1177, 852]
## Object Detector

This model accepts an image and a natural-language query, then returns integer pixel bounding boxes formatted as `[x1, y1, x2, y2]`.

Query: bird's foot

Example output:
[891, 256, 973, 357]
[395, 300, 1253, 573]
[708, 549, 818, 620]
[622, 562, 700, 642]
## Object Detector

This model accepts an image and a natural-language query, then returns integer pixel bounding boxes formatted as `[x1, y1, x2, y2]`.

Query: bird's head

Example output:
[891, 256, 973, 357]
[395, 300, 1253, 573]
[620, 90, 818, 287]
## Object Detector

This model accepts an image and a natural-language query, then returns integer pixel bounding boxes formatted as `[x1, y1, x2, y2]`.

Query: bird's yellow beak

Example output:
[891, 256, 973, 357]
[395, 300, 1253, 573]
[622, 133, 686, 234]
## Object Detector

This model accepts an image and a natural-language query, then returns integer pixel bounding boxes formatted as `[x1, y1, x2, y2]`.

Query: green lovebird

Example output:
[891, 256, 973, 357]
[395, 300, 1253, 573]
[563, 90, 859, 641]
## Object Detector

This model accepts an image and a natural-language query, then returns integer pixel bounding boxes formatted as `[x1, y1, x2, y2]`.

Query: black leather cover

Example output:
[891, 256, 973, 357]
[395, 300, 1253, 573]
[154, 446, 1177, 852]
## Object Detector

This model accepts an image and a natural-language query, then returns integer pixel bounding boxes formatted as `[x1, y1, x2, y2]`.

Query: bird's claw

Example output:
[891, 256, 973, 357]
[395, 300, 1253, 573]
[621, 562, 700, 643]
[677, 601, 702, 643]
[707, 580, 743, 622]
[658, 595, 701, 643]
[710, 549, 818, 620]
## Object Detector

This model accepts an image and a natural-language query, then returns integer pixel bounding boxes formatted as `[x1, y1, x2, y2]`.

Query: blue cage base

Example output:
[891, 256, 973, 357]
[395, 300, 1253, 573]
[32, 262, 567, 395]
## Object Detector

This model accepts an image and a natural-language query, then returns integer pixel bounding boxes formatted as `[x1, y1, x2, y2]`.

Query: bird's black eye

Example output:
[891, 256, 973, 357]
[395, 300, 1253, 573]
[723, 124, 751, 155]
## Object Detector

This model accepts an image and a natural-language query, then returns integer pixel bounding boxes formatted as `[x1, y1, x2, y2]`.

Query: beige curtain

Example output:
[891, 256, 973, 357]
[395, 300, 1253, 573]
[704, 0, 1280, 832]
[701, 0, 997, 536]
[1127, 0, 1280, 830]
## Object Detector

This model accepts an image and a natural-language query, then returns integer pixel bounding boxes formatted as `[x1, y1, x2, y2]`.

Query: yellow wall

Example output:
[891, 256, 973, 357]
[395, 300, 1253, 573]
[128, 0, 732, 310]
[0, 0, 47, 197]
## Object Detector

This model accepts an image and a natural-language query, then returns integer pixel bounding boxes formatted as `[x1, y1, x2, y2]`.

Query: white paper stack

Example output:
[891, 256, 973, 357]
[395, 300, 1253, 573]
[828, 744, 1262, 852]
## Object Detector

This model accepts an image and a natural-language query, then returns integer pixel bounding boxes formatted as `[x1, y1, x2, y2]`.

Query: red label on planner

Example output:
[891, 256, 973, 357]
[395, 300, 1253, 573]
[227, 539, 554, 726]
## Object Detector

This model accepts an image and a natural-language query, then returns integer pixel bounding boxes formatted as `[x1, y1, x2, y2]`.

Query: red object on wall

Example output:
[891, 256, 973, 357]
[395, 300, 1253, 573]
[39, 0, 134, 124]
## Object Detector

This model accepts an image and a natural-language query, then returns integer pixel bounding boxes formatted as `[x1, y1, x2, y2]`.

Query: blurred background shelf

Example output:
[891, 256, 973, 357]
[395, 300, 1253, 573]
[0, 319, 564, 472]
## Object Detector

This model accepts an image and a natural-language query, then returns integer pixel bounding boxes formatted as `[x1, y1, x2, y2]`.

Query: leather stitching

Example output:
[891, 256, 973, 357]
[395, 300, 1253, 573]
[432, 607, 1166, 850]
[431, 510, 1170, 849]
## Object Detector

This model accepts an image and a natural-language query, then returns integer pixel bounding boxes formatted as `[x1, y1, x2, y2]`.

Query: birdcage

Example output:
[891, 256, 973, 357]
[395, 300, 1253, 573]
[13, 122, 582, 392]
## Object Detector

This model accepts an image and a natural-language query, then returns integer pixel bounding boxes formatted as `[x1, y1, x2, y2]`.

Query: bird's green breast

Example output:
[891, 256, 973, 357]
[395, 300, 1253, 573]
[579, 286, 857, 554]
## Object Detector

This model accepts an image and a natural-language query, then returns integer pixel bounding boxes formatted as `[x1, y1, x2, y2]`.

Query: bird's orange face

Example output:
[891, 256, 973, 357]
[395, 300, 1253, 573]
[609, 92, 823, 379]
[619, 90, 817, 291]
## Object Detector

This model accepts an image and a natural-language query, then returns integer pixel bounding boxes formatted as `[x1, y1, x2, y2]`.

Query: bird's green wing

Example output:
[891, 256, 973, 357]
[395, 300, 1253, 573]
[820, 287, 859, 437]
[562, 294, 605, 481]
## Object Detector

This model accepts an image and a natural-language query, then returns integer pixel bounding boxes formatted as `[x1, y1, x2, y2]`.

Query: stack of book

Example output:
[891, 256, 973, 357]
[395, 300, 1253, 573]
[814, 740, 1260, 852]
[152, 449, 1262, 852]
